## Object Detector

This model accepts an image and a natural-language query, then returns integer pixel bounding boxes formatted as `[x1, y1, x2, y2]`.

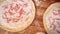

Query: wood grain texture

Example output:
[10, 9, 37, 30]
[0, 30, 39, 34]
[0, 0, 60, 34]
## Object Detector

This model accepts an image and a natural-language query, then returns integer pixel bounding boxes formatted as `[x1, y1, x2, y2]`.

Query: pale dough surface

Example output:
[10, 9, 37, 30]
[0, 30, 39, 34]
[0, 0, 35, 32]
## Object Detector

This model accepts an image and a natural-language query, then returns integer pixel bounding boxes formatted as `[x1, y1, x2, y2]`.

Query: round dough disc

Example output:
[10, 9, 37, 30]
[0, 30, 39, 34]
[0, 0, 35, 32]
[43, 2, 60, 34]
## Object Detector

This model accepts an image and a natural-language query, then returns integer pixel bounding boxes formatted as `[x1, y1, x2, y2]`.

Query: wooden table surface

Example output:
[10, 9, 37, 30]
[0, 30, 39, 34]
[0, 0, 60, 34]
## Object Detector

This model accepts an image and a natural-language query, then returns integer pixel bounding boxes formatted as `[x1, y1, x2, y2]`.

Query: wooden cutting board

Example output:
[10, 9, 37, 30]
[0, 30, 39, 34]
[0, 0, 60, 34]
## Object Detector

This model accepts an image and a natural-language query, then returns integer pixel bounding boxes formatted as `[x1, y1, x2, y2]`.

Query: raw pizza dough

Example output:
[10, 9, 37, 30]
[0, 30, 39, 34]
[43, 2, 60, 34]
[0, 0, 35, 32]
